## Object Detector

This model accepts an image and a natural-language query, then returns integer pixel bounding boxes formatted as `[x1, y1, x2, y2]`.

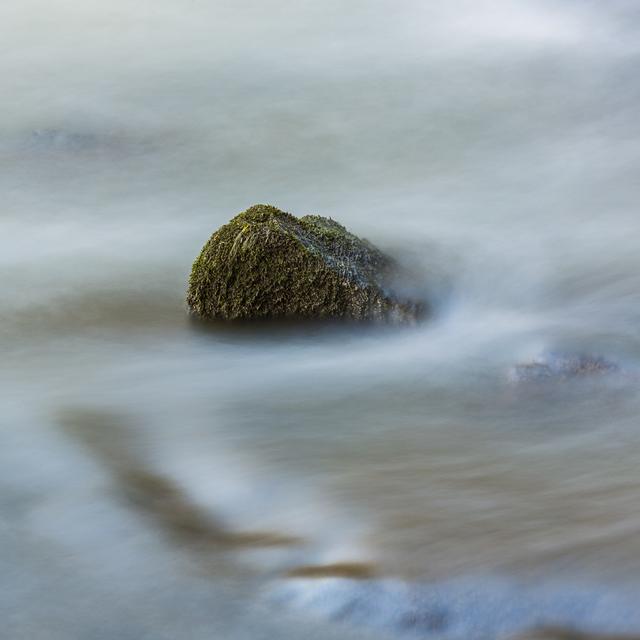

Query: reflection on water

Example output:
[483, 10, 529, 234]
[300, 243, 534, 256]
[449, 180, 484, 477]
[2, 0, 640, 638]
[58, 408, 302, 549]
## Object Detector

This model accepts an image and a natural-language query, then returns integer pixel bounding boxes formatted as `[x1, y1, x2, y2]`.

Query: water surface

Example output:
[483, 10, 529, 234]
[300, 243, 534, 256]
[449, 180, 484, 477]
[3, 1, 640, 638]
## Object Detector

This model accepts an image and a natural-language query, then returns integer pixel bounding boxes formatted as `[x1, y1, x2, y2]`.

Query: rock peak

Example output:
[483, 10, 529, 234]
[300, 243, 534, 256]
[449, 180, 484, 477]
[187, 204, 424, 323]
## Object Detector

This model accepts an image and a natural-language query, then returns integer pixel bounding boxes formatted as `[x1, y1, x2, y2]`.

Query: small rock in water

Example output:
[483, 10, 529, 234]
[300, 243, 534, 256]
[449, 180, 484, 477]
[512, 627, 640, 640]
[29, 128, 105, 151]
[187, 204, 425, 323]
[509, 354, 618, 384]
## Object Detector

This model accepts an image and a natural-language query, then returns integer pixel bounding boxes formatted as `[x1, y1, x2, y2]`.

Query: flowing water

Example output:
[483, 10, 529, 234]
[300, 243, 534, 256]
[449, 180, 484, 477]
[3, 1, 640, 638]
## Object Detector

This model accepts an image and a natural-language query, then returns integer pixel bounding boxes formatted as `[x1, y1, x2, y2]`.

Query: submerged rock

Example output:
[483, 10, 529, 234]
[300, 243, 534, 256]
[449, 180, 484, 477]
[29, 128, 103, 151]
[187, 204, 423, 322]
[512, 628, 640, 640]
[509, 354, 618, 384]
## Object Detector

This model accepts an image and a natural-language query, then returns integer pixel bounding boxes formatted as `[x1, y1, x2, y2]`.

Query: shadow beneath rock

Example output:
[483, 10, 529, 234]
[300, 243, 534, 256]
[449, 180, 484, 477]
[186, 312, 414, 346]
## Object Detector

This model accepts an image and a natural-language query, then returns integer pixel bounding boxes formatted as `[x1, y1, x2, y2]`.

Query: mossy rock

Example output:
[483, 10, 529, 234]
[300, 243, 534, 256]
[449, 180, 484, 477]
[187, 204, 423, 323]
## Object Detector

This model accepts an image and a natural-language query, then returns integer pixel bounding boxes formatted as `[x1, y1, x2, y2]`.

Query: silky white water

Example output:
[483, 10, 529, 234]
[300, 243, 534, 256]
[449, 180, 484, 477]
[2, 1, 640, 638]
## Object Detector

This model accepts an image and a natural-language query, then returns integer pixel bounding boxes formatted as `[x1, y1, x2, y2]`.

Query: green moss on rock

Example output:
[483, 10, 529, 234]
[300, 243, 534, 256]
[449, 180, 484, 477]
[187, 204, 422, 322]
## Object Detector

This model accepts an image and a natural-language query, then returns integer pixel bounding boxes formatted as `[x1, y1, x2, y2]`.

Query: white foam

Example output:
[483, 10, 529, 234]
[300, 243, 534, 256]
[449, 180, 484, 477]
[266, 574, 640, 639]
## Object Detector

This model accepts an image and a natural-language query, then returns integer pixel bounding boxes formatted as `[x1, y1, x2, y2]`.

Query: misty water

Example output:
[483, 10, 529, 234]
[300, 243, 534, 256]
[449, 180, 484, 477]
[3, 1, 640, 638]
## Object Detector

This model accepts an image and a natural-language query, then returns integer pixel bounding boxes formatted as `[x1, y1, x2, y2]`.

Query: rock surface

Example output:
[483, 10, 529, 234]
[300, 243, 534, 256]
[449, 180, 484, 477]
[508, 354, 618, 383]
[187, 204, 423, 322]
[512, 628, 640, 640]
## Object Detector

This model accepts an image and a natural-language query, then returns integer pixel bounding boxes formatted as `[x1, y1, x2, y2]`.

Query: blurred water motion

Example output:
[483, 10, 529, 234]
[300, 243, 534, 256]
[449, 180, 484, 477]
[2, 1, 640, 638]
